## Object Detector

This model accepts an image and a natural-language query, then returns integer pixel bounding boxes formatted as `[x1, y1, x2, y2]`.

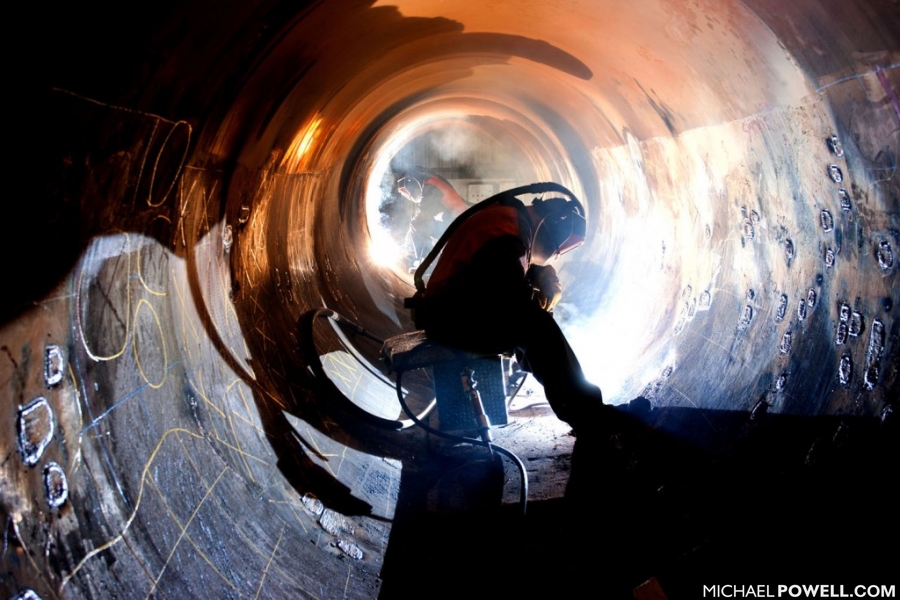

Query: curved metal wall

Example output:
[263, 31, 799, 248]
[3, 0, 898, 597]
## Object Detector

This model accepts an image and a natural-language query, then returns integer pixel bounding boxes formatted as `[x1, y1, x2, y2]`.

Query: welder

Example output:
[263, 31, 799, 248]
[408, 183, 608, 433]
[395, 169, 470, 268]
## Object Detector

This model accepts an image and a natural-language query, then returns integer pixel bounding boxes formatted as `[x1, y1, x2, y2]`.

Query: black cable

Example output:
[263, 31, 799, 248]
[395, 370, 529, 515]
[303, 309, 436, 429]
[304, 307, 529, 512]
[327, 311, 386, 345]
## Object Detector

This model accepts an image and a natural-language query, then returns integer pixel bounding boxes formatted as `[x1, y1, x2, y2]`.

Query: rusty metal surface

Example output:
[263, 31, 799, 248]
[3, 0, 898, 598]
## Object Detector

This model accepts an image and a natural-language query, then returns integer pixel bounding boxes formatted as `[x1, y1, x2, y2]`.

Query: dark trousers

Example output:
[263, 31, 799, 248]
[419, 296, 604, 426]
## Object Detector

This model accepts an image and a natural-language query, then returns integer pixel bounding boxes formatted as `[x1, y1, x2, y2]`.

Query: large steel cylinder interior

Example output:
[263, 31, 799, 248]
[4, 0, 898, 598]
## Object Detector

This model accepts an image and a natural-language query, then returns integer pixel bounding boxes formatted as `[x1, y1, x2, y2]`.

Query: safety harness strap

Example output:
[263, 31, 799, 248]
[410, 182, 581, 295]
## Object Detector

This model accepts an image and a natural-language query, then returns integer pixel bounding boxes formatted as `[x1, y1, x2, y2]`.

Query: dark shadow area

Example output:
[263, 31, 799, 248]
[378, 403, 898, 599]
[7, 87, 195, 323]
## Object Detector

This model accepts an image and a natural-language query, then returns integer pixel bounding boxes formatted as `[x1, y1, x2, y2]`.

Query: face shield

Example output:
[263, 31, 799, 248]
[532, 198, 587, 260]
[397, 175, 423, 203]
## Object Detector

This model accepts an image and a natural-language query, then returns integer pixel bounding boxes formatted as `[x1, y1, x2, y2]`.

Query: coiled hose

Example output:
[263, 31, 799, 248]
[302, 308, 529, 514]
[394, 369, 529, 515]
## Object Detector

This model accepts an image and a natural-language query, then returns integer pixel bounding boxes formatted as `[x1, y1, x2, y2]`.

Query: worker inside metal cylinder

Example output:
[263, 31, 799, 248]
[407, 182, 620, 433]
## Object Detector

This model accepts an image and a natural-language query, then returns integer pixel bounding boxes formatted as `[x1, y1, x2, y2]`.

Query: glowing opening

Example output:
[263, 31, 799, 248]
[365, 116, 535, 275]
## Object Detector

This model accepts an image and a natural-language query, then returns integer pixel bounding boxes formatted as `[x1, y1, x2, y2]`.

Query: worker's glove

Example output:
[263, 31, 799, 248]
[526, 264, 562, 312]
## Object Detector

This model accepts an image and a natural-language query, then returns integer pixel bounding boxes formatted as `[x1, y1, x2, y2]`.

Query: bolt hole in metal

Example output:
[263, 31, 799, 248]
[16, 397, 55, 468]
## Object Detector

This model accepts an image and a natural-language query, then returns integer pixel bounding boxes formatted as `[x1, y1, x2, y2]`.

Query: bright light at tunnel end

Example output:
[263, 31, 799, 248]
[359, 107, 655, 406]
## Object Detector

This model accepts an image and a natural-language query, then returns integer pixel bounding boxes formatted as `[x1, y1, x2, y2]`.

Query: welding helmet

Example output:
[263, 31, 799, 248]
[530, 196, 587, 260]
[397, 174, 424, 204]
